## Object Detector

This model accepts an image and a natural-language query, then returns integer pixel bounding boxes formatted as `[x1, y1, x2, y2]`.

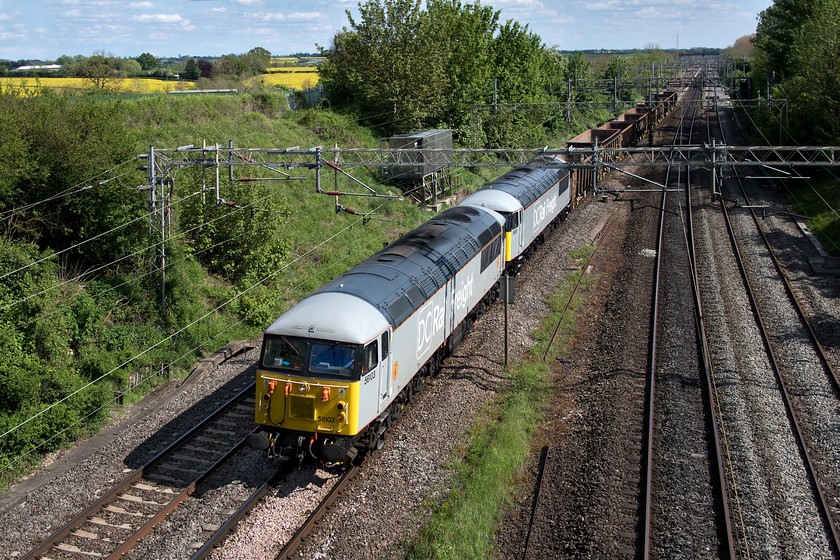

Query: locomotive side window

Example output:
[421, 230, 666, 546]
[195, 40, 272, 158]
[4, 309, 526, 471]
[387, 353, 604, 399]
[309, 342, 358, 377]
[504, 212, 520, 232]
[381, 332, 389, 356]
[480, 235, 502, 272]
[363, 340, 379, 372]
[261, 336, 306, 371]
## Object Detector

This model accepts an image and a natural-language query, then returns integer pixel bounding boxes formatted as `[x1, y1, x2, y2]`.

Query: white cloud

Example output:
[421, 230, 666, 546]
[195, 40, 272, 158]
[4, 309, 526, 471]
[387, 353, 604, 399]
[494, 0, 546, 7]
[129, 1, 154, 8]
[0, 32, 23, 40]
[582, 0, 622, 11]
[257, 11, 324, 23]
[131, 13, 186, 24]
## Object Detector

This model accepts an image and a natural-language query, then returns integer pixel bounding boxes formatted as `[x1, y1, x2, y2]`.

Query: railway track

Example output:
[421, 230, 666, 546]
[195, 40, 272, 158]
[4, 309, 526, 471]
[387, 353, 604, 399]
[606, 78, 737, 559]
[683, 85, 738, 559]
[22, 384, 260, 560]
[710, 96, 840, 556]
[649, 71, 840, 559]
[640, 83, 735, 559]
[273, 463, 360, 560]
[14, 69, 840, 560]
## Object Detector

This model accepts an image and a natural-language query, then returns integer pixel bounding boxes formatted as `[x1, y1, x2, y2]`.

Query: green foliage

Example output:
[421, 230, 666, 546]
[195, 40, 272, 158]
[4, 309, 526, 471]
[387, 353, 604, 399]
[753, 0, 817, 82]
[182, 58, 200, 81]
[243, 47, 272, 75]
[788, 172, 840, 255]
[752, 0, 840, 144]
[178, 179, 290, 286]
[216, 55, 252, 78]
[319, 0, 569, 142]
[567, 50, 592, 85]
[320, 0, 436, 133]
[74, 53, 120, 91]
[492, 21, 546, 102]
[0, 90, 144, 267]
[136, 53, 160, 71]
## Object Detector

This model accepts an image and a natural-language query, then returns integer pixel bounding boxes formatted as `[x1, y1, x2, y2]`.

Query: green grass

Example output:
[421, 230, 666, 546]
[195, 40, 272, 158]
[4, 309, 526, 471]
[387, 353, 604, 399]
[405, 245, 597, 560]
[787, 173, 840, 256]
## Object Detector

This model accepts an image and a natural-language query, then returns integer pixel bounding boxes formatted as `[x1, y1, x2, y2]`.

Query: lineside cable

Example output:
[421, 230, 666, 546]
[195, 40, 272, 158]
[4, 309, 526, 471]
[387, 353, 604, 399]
[1, 190, 270, 312]
[0, 156, 142, 222]
[0, 206, 382, 447]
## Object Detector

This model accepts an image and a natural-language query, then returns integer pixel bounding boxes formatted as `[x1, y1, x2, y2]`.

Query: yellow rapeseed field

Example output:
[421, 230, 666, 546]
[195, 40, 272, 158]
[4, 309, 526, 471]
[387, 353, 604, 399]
[248, 72, 320, 90]
[2, 69, 320, 95]
[0, 77, 192, 94]
[266, 66, 319, 73]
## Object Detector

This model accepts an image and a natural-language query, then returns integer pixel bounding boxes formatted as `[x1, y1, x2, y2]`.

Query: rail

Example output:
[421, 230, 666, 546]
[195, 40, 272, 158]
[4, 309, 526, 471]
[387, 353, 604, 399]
[22, 384, 258, 560]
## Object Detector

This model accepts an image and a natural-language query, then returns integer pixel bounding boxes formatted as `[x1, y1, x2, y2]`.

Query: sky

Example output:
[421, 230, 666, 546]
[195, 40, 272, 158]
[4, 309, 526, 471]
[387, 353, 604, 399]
[0, 0, 773, 61]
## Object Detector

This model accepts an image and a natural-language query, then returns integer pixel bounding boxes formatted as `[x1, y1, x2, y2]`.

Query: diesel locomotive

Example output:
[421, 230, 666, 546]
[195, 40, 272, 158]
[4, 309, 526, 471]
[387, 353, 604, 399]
[247, 155, 572, 465]
[247, 89, 681, 465]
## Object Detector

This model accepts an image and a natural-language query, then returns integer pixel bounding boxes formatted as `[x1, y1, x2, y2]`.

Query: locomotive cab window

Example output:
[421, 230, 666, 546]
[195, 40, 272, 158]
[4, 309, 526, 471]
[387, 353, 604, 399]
[261, 335, 306, 372]
[503, 212, 520, 232]
[363, 340, 379, 373]
[381, 332, 389, 356]
[309, 342, 358, 378]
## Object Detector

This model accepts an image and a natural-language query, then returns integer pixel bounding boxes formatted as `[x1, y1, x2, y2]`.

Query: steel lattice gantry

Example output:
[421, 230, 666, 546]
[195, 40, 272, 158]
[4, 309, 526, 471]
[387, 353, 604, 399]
[145, 144, 840, 177]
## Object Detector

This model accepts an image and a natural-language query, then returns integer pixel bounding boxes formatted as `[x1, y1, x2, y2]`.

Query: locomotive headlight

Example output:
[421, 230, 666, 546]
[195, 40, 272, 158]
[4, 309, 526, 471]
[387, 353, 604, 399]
[336, 401, 346, 411]
[336, 413, 345, 423]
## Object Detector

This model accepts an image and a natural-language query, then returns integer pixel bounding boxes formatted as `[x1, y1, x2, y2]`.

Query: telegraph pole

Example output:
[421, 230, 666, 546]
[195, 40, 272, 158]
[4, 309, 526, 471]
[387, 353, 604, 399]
[147, 145, 166, 313]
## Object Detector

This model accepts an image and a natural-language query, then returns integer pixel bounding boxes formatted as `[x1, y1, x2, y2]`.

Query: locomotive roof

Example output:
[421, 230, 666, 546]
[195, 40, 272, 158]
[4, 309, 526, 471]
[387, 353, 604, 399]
[459, 189, 521, 213]
[309, 205, 503, 328]
[264, 291, 390, 344]
[481, 157, 568, 209]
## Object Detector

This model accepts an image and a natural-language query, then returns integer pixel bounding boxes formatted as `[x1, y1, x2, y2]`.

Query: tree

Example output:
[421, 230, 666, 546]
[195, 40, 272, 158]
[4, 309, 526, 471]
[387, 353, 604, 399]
[725, 35, 756, 59]
[603, 56, 629, 82]
[319, 0, 440, 133]
[319, 0, 567, 139]
[243, 47, 271, 74]
[116, 59, 142, 78]
[602, 55, 634, 102]
[424, 0, 500, 131]
[216, 55, 250, 78]
[136, 52, 159, 71]
[778, 0, 840, 143]
[753, 0, 816, 80]
[567, 51, 591, 84]
[197, 59, 214, 79]
[75, 52, 118, 91]
[491, 20, 548, 102]
[56, 54, 78, 75]
[182, 58, 200, 80]
[752, 0, 840, 143]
